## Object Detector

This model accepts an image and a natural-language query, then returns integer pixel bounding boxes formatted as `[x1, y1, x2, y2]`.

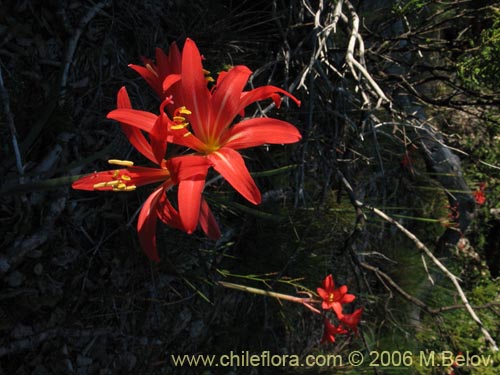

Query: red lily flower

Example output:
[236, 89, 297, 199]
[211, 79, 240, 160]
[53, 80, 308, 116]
[320, 318, 348, 344]
[109, 39, 301, 231]
[316, 274, 356, 319]
[73, 88, 220, 261]
[340, 307, 363, 334]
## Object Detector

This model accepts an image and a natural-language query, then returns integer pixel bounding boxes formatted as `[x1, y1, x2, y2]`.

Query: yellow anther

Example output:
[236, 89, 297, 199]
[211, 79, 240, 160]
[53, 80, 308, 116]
[145, 64, 159, 78]
[205, 76, 215, 83]
[183, 131, 192, 137]
[105, 181, 120, 187]
[93, 182, 108, 189]
[113, 170, 120, 178]
[117, 183, 127, 190]
[108, 159, 134, 167]
[121, 175, 131, 181]
[173, 116, 187, 122]
[171, 124, 187, 130]
[123, 185, 137, 191]
[178, 107, 192, 115]
[202, 69, 211, 75]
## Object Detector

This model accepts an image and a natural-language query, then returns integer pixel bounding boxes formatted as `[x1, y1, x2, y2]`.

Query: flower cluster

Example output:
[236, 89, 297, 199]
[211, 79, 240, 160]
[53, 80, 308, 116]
[73, 39, 301, 261]
[317, 274, 363, 344]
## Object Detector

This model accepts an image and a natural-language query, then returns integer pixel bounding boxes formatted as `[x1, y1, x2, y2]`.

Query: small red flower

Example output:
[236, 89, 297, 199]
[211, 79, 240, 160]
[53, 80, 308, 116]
[473, 183, 486, 205]
[320, 318, 348, 344]
[316, 274, 356, 319]
[340, 307, 363, 334]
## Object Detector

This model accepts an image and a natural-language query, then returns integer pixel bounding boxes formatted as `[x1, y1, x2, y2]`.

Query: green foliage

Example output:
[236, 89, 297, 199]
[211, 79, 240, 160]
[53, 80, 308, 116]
[457, 11, 500, 92]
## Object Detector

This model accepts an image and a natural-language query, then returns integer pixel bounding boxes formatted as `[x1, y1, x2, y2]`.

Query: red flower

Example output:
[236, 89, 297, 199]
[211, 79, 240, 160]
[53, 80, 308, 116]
[73, 89, 220, 261]
[473, 183, 486, 205]
[320, 318, 348, 344]
[316, 274, 356, 319]
[129, 43, 182, 100]
[340, 307, 363, 334]
[110, 38, 301, 232]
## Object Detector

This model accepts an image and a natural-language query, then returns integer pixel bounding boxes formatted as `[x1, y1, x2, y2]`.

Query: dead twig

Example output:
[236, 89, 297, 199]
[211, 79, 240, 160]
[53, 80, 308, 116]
[0, 67, 24, 178]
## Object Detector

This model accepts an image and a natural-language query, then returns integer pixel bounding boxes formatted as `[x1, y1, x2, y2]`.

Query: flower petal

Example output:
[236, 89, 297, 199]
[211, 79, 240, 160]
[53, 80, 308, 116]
[162, 73, 181, 92]
[237, 85, 301, 115]
[341, 293, 356, 304]
[210, 65, 252, 138]
[180, 38, 211, 141]
[332, 302, 344, 320]
[199, 198, 221, 240]
[107, 108, 158, 133]
[128, 64, 162, 97]
[166, 42, 182, 75]
[72, 170, 119, 191]
[166, 155, 210, 182]
[150, 113, 170, 164]
[116, 87, 156, 163]
[207, 147, 261, 205]
[169, 131, 207, 152]
[137, 186, 164, 262]
[223, 117, 302, 150]
[316, 287, 329, 301]
[178, 177, 206, 234]
[125, 166, 170, 186]
[157, 190, 184, 231]
[155, 47, 169, 78]
[322, 274, 335, 291]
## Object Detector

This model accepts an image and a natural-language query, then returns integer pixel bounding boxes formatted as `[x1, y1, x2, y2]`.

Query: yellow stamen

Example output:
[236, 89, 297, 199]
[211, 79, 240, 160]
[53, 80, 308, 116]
[178, 107, 192, 115]
[113, 170, 120, 178]
[105, 181, 120, 187]
[205, 76, 215, 83]
[108, 159, 134, 167]
[117, 183, 127, 190]
[93, 182, 108, 189]
[123, 185, 136, 191]
[173, 116, 187, 122]
[202, 69, 211, 75]
[171, 124, 187, 130]
[121, 175, 131, 181]
[183, 131, 192, 137]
